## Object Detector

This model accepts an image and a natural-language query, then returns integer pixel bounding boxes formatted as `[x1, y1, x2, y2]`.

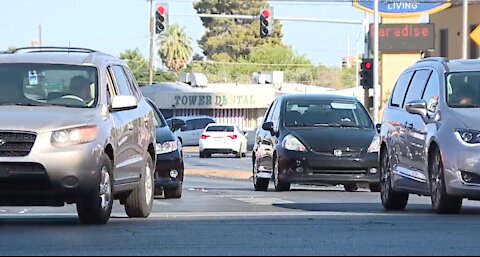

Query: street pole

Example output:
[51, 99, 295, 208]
[373, 0, 380, 124]
[363, 13, 370, 110]
[38, 25, 42, 46]
[148, 0, 155, 85]
[462, 0, 469, 59]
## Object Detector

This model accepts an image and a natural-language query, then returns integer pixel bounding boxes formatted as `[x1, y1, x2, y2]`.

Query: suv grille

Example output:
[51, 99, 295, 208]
[0, 162, 51, 192]
[0, 132, 37, 157]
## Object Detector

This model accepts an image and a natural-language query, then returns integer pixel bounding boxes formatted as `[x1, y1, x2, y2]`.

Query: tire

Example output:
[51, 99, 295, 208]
[77, 153, 114, 225]
[164, 186, 182, 199]
[380, 149, 409, 211]
[199, 151, 205, 159]
[242, 153, 247, 158]
[124, 154, 155, 218]
[369, 183, 381, 193]
[429, 149, 463, 214]
[344, 183, 358, 192]
[273, 157, 291, 192]
[253, 160, 269, 191]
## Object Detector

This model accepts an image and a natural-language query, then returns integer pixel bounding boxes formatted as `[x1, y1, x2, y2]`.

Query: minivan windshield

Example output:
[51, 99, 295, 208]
[285, 100, 373, 129]
[447, 72, 480, 108]
[0, 63, 98, 108]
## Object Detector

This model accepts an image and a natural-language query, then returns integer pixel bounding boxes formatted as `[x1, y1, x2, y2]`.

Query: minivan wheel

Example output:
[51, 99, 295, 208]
[344, 184, 358, 192]
[125, 155, 155, 218]
[253, 160, 269, 191]
[430, 149, 463, 214]
[164, 186, 183, 199]
[77, 153, 114, 225]
[273, 157, 291, 192]
[380, 150, 409, 211]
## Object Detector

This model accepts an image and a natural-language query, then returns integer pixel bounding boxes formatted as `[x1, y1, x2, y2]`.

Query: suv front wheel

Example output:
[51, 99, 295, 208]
[125, 154, 155, 218]
[77, 153, 114, 225]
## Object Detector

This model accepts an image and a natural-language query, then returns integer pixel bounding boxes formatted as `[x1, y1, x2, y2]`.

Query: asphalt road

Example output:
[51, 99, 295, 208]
[183, 149, 252, 172]
[2, 176, 480, 256]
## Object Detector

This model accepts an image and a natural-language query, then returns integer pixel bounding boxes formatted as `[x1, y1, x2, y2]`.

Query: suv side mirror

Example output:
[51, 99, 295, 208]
[406, 100, 428, 119]
[111, 96, 137, 112]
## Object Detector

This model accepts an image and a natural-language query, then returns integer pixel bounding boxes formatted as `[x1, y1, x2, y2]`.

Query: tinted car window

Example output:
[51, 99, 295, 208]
[148, 102, 167, 127]
[111, 65, 133, 96]
[265, 100, 278, 122]
[404, 70, 432, 105]
[123, 67, 142, 100]
[194, 118, 215, 130]
[447, 72, 480, 108]
[422, 72, 441, 112]
[391, 71, 413, 108]
[286, 100, 373, 128]
[206, 126, 235, 132]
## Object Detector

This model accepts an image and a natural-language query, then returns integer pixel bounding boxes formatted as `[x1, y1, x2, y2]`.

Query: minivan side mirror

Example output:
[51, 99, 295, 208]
[405, 100, 428, 119]
[110, 96, 138, 112]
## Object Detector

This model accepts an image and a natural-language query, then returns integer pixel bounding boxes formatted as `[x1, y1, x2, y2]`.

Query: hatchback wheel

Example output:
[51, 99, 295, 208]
[344, 183, 358, 192]
[164, 186, 183, 199]
[253, 160, 269, 191]
[125, 154, 155, 218]
[380, 150, 409, 211]
[273, 157, 291, 192]
[429, 149, 462, 214]
[77, 153, 114, 225]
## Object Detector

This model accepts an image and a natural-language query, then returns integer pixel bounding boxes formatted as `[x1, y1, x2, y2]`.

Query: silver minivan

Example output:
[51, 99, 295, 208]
[0, 47, 157, 224]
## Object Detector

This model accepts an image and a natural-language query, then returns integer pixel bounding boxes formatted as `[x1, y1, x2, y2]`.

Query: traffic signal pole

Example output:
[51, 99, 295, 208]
[373, 0, 380, 124]
[148, 0, 155, 85]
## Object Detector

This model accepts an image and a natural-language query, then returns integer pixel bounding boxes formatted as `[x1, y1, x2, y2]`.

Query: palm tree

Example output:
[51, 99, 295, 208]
[158, 24, 193, 75]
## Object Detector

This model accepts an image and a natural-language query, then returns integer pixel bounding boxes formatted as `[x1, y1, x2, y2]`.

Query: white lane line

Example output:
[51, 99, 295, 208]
[232, 197, 295, 205]
[154, 201, 172, 206]
[18, 209, 30, 214]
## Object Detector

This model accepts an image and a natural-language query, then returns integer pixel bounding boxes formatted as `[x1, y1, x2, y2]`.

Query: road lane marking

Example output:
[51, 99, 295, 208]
[232, 197, 295, 205]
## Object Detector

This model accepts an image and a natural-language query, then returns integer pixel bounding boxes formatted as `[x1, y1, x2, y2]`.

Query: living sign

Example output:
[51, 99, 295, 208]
[353, 0, 451, 17]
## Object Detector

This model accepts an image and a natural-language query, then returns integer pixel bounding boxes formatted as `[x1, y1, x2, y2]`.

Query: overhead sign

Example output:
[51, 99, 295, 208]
[369, 24, 435, 52]
[471, 25, 480, 48]
[354, 0, 451, 17]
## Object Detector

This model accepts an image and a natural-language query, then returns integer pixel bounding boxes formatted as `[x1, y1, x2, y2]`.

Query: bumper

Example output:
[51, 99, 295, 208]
[155, 151, 184, 189]
[277, 149, 380, 185]
[200, 140, 241, 153]
[0, 134, 104, 204]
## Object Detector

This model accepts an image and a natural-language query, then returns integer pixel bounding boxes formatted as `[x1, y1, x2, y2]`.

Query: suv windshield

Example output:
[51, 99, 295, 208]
[285, 100, 373, 129]
[0, 63, 98, 108]
[447, 72, 480, 108]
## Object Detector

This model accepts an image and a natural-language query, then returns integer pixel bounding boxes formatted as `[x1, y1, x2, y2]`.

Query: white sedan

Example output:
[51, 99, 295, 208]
[199, 124, 248, 158]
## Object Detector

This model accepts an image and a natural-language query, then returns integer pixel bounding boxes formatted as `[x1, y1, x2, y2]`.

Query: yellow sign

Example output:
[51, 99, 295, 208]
[471, 25, 480, 48]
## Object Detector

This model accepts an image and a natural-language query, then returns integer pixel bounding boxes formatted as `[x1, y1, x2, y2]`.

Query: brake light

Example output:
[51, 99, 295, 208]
[229, 135, 238, 140]
[201, 135, 210, 140]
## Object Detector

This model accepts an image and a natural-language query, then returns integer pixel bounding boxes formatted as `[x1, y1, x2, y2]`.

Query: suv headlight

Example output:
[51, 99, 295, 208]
[282, 134, 307, 152]
[51, 126, 98, 147]
[368, 135, 381, 153]
[156, 141, 178, 155]
[455, 129, 480, 144]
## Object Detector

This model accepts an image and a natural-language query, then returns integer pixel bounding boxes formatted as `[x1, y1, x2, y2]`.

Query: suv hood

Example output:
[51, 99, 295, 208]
[287, 127, 376, 153]
[450, 109, 480, 129]
[0, 106, 96, 133]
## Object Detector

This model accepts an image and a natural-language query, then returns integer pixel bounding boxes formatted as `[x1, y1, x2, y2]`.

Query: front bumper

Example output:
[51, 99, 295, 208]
[277, 148, 379, 185]
[0, 133, 104, 204]
[155, 151, 184, 189]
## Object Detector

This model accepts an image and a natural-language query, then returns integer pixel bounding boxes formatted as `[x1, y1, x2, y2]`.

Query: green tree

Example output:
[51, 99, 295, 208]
[119, 48, 176, 85]
[194, 0, 283, 62]
[158, 24, 193, 73]
[341, 67, 357, 89]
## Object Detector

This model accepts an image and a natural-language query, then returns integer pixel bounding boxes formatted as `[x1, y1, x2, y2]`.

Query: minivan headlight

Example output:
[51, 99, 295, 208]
[368, 135, 381, 153]
[51, 126, 98, 147]
[156, 141, 178, 155]
[282, 134, 307, 152]
[455, 129, 480, 144]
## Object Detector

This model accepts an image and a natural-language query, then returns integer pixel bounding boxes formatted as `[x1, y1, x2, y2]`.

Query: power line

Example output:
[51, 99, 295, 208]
[192, 60, 315, 67]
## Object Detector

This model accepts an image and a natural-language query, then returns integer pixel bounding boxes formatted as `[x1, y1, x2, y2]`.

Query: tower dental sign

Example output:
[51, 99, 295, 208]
[354, 0, 451, 17]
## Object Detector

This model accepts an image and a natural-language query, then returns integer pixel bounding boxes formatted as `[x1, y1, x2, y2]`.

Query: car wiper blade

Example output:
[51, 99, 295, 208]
[0, 102, 48, 107]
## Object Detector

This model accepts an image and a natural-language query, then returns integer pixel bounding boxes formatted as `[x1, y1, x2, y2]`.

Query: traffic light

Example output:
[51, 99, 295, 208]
[155, 4, 169, 34]
[360, 58, 374, 89]
[259, 7, 274, 38]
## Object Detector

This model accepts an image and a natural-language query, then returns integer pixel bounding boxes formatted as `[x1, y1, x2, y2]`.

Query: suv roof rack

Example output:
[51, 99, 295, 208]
[9, 47, 98, 54]
[416, 57, 450, 64]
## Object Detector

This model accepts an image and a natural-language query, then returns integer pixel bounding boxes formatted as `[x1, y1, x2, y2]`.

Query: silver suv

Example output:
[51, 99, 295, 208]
[0, 47, 157, 224]
[380, 58, 480, 214]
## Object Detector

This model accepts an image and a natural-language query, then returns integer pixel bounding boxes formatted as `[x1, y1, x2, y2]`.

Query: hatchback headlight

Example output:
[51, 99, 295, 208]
[455, 129, 480, 144]
[51, 126, 98, 147]
[282, 134, 307, 152]
[368, 135, 381, 153]
[156, 141, 178, 155]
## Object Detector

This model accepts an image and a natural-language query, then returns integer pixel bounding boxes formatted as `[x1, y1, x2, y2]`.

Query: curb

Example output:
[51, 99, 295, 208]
[185, 169, 252, 180]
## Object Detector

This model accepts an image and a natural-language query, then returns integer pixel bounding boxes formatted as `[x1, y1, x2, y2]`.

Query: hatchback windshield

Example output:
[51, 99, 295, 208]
[447, 72, 480, 108]
[206, 126, 235, 132]
[285, 100, 373, 129]
[0, 63, 98, 108]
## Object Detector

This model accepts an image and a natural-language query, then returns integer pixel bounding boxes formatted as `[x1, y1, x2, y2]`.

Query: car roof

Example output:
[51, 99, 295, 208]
[279, 94, 358, 102]
[167, 116, 215, 121]
[0, 47, 123, 67]
[414, 58, 480, 73]
[206, 124, 236, 127]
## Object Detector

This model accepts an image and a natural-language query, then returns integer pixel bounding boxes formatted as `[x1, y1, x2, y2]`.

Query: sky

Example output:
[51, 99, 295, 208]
[0, 0, 369, 66]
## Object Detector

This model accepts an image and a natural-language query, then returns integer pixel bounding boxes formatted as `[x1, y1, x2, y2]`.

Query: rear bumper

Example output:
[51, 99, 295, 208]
[277, 149, 380, 185]
[200, 140, 241, 153]
[155, 151, 184, 189]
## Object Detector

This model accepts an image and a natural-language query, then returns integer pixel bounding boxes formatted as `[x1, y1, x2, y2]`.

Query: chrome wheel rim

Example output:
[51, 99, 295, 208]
[100, 167, 111, 210]
[431, 154, 442, 207]
[274, 160, 279, 188]
[381, 152, 390, 203]
[145, 163, 153, 205]
[253, 161, 258, 185]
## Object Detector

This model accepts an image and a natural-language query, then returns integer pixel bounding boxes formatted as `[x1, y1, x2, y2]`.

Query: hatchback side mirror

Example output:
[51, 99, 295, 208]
[406, 100, 428, 119]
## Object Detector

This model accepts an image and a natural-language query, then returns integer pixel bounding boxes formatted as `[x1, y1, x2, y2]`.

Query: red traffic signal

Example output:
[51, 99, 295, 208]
[364, 61, 372, 70]
[262, 10, 270, 19]
[157, 6, 166, 15]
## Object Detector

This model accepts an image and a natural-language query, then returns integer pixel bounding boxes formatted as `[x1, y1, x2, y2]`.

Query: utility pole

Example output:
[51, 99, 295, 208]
[148, 0, 155, 85]
[363, 13, 370, 112]
[38, 25, 42, 46]
[373, 0, 380, 124]
[462, 0, 469, 59]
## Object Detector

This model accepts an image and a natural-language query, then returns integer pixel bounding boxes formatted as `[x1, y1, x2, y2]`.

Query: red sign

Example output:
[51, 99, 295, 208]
[369, 24, 435, 52]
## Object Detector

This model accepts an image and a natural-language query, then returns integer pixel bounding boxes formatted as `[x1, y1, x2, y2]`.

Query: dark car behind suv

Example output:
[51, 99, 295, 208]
[253, 94, 379, 192]
[380, 58, 480, 214]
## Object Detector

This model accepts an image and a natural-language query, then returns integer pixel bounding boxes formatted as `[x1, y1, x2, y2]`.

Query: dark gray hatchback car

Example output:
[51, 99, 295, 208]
[380, 58, 480, 214]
